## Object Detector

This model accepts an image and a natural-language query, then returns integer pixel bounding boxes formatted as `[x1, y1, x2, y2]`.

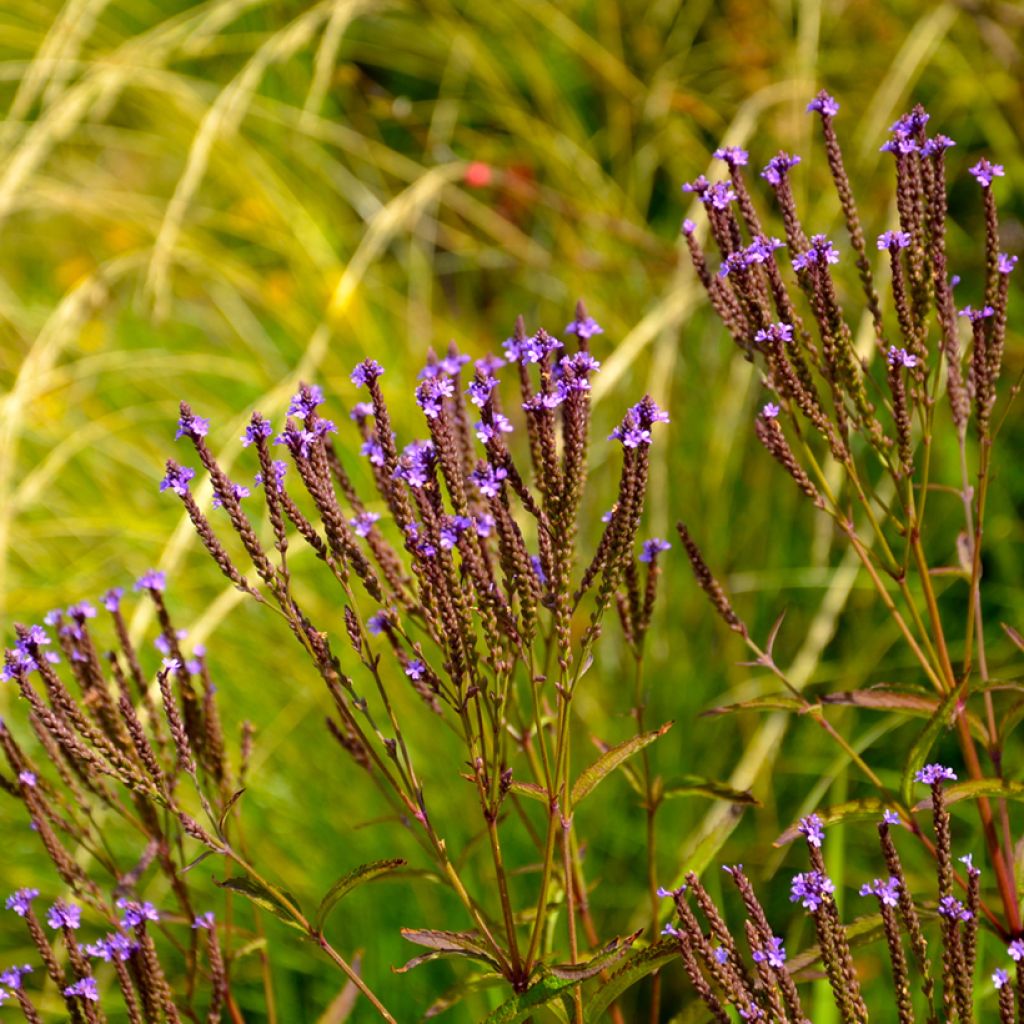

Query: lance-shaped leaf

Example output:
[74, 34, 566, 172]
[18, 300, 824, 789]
[661, 776, 759, 805]
[820, 688, 987, 742]
[584, 940, 678, 1023]
[914, 779, 1024, 811]
[572, 722, 672, 805]
[480, 974, 579, 1024]
[702, 694, 805, 717]
[216, 875, 305, 931]
[396, 928, 502, 973]
[315, 858, 406, 932]
[775, 798, 888, 846]
[900, 687, 963, 806]
[423, 973, 506, 1019]
[546, 929, 643, 980]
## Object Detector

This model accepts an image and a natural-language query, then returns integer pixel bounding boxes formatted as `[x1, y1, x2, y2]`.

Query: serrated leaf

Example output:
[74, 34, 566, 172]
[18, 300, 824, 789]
[702, 695, 806, 717]
[775, 798, 887, 846]
[316, 858, 406, 932]
[572, 722, 673, 805]
[397, 928, 502, 973]
[662, 776, 759, 805]
[215, 875, 304, 931]
[900, 686, 962, 807]
[913, 779, 1024, 811]
[584, 940, 678, 1023]
[547, 929, 642, 980]
[481, 974, 579, 1024]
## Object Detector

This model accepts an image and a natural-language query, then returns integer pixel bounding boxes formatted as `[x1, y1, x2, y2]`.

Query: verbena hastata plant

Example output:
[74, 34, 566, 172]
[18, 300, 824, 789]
[672, 92, 1021, 1020]
[0, 581, 239, 1022]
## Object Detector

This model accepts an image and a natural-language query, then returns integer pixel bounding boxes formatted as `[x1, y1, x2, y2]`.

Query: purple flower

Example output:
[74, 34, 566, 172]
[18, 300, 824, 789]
[175, 410, 209, 440]
[558, 351, 601, 391]
[882, 809, 901, 826]
[969, 159, 1005, 187]
[713, 146, 749, 168]
[349, 512, 380, 538]
[752, 935, 787, 969]
[790, 870, 835, 912]
[467, 375, 499, 408]
[655, 885, 683, 898]
[116, 898, 159, 929]
[531, 556, 548, 588]
[367, 612, 389, 636]
[877, 230, 911, 251]
[807, 91, 840, 116]
[503, 329, 562, 365]
[564, 315, 604, 339]
[681, 175, 709, 197]
[404, 522, 436, 559]
[288, 384, 324, 418]
[350, 359, 384, 387]
[193, 912, 216, 931]
[792, 235, 839, 271]
[639, 538, 671, 563]
[754, 322, 794, 346]
[154, 632, 185, 660]
[211, 482, 250, 509]
[254, 460, 287, 494]
[915, 763, 957, 785]
[959, 854, 980, 878]
[702, 181, 736, 210]
[18, 771, 36, 788]
[0, 965, 32, 990]
[719, 251, 750, 278]
[475, 354, 505, 375]
[661, 922, 679, 937]
[350, 401, 374, 420]
[740, 1005, 765, 1021]
[439, 515, 472, 550]
[134, 570, 166, 593]
[475, 413, 513, 442]
[959, 305, 995, 323]
[746, 236, 785, 263]
[998, 253, 1018, 275]
[681, 218, 696, 235]
[67, 601, 96, 621]
[47, 900, 81, 930]
[712, 945, 729, 965]
[797, 814, 825, 848]
[938, 895, 972, 922]
[922, 134, 956, 156]
[887, 346, 917, 368]
[64, 977, 100, 1002]
[393, 440, 436, 489]
[859, 877, 900, 908]
[5, 889, 39, 917]
[762, 402, 780, 419]
[159, 463, 195, 497]
[470, 463, 508, 498]
[102, 588, 124, 612]
[360, 437, 386, 466]
[880, 132, 918, 156]
[439, 351, 470, 376]
[241, 418, 273, 447]
[609, 398, 668, 449]
[1009, 939, 1024, 962]
[761, 152, 801, 186]
[404, 660, 425, 681]
[474, 514, 494, 538]
[522, 388, 566, 412]
[994, 968, 1010, 990]
[415, 376, 455, 418]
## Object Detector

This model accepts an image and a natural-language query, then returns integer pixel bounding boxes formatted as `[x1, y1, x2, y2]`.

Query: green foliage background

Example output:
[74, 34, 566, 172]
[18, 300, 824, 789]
[0, 0, 1021, 1019]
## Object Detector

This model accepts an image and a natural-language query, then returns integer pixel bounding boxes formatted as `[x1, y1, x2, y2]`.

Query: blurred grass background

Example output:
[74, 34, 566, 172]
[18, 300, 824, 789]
[0, 0, 1022, 1019]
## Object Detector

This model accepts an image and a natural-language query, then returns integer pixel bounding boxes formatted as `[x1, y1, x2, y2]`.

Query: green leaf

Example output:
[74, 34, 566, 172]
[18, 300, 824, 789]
[396, 928, 502, 973]
[481, 974, 580, 1024]
[820, 688, 987, 743]
[661, 776, 759, 805]
[215, 875, 305, 931]
[315, 858, 406, 932]
[702, 695, 805, 717]
[217, 788, 246, 836]
[572, 722, 673, 805]
[914, 779, 1024, 811]
[546, 929, 642, 980]
[584, 940, 678, 1022]
[900, 686, 962, 807]
[775, 798, 888, 846]
[423, 973, 506, 1019]
[507, 779, 548, 803]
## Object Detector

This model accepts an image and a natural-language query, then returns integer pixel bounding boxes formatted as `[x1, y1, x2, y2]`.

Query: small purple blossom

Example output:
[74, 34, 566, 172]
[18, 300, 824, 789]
[254, 460, 287, 494]
[349, 512, 380, 538]
[994, 968, 1010, 990]
[761, 152, 801, 186]
[969, 159, 1005, 187]
[367, 612, 389, 636]
[807, 91, 839, 117]
[360, 437, 385, 466]
[701, 181, 736, 210]
[882, 809, 901, 826]
[746, 236, 785, 263]
[350, 401, 374, 420]
[64, 978, 100, 1002]
[117, 898, 159, 929]
[797, 814, 825, 848]
[522, 388, 566, 412]
[998, 253, 1018, 275]
[211, 482, 250, 509]
[392, 440, 436, 489]
[1009, 939, 1024, 962]
[350, 359, 384, 387]
[959, 854, 980, 877]
[467, 375, 499, 408]
[439, 515, 472, 550]
[475, 354, 505, 375]
[713, 146, 749, 168]
[175, 410, 209, 440]
[288, 384, 324, 418]
[0, 965, 32, 989]
[959, 305, 995, 323]
[159, 463, 194, 497]
[752, 936, 787, 969]
[404, 660, 425, 681]
[565, 315, 604, 339]
[473, 514, 494, 538]
[754, 322, 794, 346]
[877, 230, 911, 251]
[503, 330, 563, 365]
[102, 588, 123, 612]
[18, 771, 36, 788]
[415, 375, 455, 418]
[740, 1005, 765, 1021]
[681, 175, 709, 197]
[762, 402, 780, 419]
[474, 413, 513, 442]
[681, 218, 696, 235]
[47, 901, 81, 930]
[193, 912, 216, 931]
[5, 889, 39, 917]
[922, 134, 956, 156]
[859, 877, 900, 908]
[639, 538, 671, 563]
[470, 463, 507, 498]
[792, 235, 839, 271]
[790, 870, 835, 912]
[915, 763, 957, 785]
[712, 945, 729, 965]
[134, 570, 166, 593]
[241, 418, 273, 447]
[887, 347, 917, 368]
[938, 895, 971, 922]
